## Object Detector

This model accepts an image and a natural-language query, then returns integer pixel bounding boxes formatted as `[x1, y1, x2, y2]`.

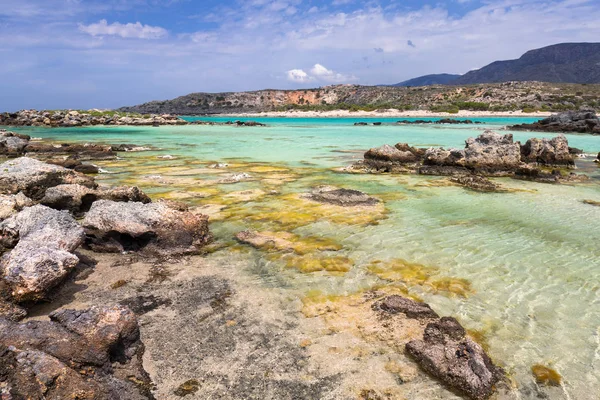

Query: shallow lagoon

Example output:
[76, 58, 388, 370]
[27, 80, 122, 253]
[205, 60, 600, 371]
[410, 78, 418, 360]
[9, 117, 600, 399]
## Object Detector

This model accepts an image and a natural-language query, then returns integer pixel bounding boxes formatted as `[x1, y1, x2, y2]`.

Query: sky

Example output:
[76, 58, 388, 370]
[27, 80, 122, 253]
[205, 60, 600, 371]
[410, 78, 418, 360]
[1, 0, 599, 110]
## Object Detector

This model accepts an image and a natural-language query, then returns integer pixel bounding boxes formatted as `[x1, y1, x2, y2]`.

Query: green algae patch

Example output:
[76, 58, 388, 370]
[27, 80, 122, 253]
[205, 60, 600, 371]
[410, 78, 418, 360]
[425, 278, 473, 298]
[531, 364, 562, 386]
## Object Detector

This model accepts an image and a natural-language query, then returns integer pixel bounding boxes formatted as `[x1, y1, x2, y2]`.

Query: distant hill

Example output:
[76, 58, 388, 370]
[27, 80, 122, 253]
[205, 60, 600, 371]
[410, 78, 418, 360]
[454, 43, 600, 84]
[391, 74, 462, 87]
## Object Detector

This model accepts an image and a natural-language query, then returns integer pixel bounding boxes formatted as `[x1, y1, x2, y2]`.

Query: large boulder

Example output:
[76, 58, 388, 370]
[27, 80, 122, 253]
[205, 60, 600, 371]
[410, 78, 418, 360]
[406, 317, 504, 400]
[365, 144, 420, 163]
[0, 305, 151, 399]
[520, 134, 574, 166]
[423, 131, 521, 174]
[0, 205, 84, 301]
[83, 200, 211, 255]
[41, 184, 150, 217]
[0, 157, 96, 200]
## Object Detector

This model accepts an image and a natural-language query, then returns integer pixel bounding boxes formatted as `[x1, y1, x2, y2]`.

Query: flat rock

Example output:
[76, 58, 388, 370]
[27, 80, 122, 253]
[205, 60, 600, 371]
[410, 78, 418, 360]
[406, 317, 505, 400]
[83, 200, 211, 255]
[305, 186, 379, 207]
[372, 295, 439, 320]
[0, 157, 96, 200]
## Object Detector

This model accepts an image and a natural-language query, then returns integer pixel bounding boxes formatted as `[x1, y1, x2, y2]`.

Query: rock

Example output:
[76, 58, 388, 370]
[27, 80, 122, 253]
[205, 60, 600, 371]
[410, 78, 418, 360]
[365, 144, 419, 163]
[372, 295, 439, 320]
[0, 306, 151, 399]
[513, 165, 561, 183]
[0, 297, 27, 321]
[568, 147, 584, 155]
[305, 186, 379, 207]
[218, 172, 252, 183]
[449, 175, 499, 192]
[354, 122, 368, 126]
[406, 317, 504, 400]
[510, 110, 600, 134]
[0, 157, 96, 200]
[0, 131, 29, 155]
[82, 200, 211, 255]
[520, 135, 574, 166]
[424, 131, 521, 173]
[0, 205, 84, 301]
[40, 184, 150, 217]
[0, 193, 33, 221]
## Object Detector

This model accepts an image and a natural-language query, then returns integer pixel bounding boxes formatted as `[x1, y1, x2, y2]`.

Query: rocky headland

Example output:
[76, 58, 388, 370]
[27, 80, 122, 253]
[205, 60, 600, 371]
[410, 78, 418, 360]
[509, 110, 600, 134]
[0, 110, 267, 128]
[347, 130, 588, 190]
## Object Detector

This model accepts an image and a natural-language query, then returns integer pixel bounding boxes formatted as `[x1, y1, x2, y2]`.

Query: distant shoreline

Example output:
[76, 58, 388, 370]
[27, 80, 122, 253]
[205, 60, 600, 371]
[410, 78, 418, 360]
[216, 109, 553, 118]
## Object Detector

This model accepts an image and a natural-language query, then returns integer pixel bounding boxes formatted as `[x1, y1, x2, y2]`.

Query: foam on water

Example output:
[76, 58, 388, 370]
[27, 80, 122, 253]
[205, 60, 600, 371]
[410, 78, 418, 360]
[7, 118, 600, 399]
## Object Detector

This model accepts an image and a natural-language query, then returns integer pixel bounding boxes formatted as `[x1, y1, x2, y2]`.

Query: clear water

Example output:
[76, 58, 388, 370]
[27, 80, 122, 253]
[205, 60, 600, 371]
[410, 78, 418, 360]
[7, 118, 600, 399]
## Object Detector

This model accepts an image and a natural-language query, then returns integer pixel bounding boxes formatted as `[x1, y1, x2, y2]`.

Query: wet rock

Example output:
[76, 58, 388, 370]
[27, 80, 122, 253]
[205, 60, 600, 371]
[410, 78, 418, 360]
[0, 305, 151, 399]
[531, 364, 562, 386]
[406, 317, 504, 400]
[582, 199, 600, 207]
[218, 172, 252, 183]
[354, 122, 368, 126]
[83, 200, 211, 255]
[449, 175, 499, 192]
[510, 110, 600, 134]
[0, 157, 96, 200]
[0, 205, 84, 301]
[174, 379, 200, 397]
[513, 165, 561, 183]
[0, 193, 33, 221]
[306, 186, 379, 207]
[372, 295, 439, 320]
[520, 135, 574, 166]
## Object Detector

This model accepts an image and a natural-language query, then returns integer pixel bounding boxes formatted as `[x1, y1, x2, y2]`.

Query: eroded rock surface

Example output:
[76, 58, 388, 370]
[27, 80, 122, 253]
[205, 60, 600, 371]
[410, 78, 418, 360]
[520, 135, 574, 166]
[305, 186, 380, 207]
[406, 317, 505, 400]
[510, 110, 600, 134]
[83, 200, 211, 255]
[0, 305, 152, 399]
[0, 157, 96, 200]
[0, 205, 84, 301]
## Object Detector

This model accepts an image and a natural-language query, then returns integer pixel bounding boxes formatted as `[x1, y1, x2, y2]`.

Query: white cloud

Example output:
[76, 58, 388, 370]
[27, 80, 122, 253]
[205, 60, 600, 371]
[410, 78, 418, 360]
[286, 68, 313, 82]
[78, 19, 167, 39]
[310, 63, 356, 83]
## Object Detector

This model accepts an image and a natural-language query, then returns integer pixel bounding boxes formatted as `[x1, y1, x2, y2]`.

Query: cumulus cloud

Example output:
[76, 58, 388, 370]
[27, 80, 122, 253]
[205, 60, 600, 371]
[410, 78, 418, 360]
[78, 19, 167, 39]
[286, 69, 313, 82]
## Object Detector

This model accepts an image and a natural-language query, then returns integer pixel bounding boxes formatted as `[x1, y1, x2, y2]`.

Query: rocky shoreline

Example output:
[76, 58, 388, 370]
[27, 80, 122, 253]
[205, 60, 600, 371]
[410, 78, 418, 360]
[0, 131, 523, 399]
[509, 110, 600, 134]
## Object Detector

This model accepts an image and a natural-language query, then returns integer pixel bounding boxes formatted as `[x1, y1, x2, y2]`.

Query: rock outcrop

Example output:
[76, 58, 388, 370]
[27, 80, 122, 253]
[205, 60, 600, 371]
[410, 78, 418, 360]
[83, 200, 211, 255]
[406, 317, 505, 400]
[0, 130, 30, 155]
[304, 186, 380, 207]
[0, 205, 84, 302]
[0, 305, 152, 399]
[509, 110, 600, 134]
[354, 130, 579, 184]
[0, 157, 96, 200]
[41, 184, 151, 217]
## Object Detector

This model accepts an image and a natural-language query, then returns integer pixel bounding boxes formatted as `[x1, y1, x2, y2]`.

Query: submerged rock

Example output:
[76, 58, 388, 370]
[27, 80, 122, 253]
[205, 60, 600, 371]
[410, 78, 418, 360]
[0, 157, 96, 200]
[0, 305, 151, 399]
[372, 295, 439, 320]
[449, 175, 499, 192]
[305, 186, 379, 207]
[83, 200, 211, 255]
[406, 317, 504, 400]
[0, 205, 84, 301]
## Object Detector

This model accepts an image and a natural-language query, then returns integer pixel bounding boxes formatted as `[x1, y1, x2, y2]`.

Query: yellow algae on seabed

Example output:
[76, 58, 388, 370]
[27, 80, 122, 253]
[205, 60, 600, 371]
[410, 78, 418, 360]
[280, 254, 353, 274]
[367, 259, 474, 298]
[235, 230, 343, 254]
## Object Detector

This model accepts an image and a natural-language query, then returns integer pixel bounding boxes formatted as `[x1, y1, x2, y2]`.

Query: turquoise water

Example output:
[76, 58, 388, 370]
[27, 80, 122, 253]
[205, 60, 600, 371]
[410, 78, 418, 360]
[6, 118, 600, 399]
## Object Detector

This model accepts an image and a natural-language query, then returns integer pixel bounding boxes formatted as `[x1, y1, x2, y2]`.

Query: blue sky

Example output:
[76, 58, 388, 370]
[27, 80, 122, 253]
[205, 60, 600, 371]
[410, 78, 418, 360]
[1, 0, 599, 110]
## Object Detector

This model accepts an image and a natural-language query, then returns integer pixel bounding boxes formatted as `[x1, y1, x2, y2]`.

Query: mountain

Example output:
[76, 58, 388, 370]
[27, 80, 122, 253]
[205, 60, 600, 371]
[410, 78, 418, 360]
[453, 43, 600, 85]
[391, 74, 462, 87]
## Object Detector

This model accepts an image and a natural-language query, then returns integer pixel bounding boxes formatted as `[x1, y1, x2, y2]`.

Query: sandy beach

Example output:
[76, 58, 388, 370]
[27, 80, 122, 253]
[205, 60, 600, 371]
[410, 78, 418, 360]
[221, 109, 553, 118]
